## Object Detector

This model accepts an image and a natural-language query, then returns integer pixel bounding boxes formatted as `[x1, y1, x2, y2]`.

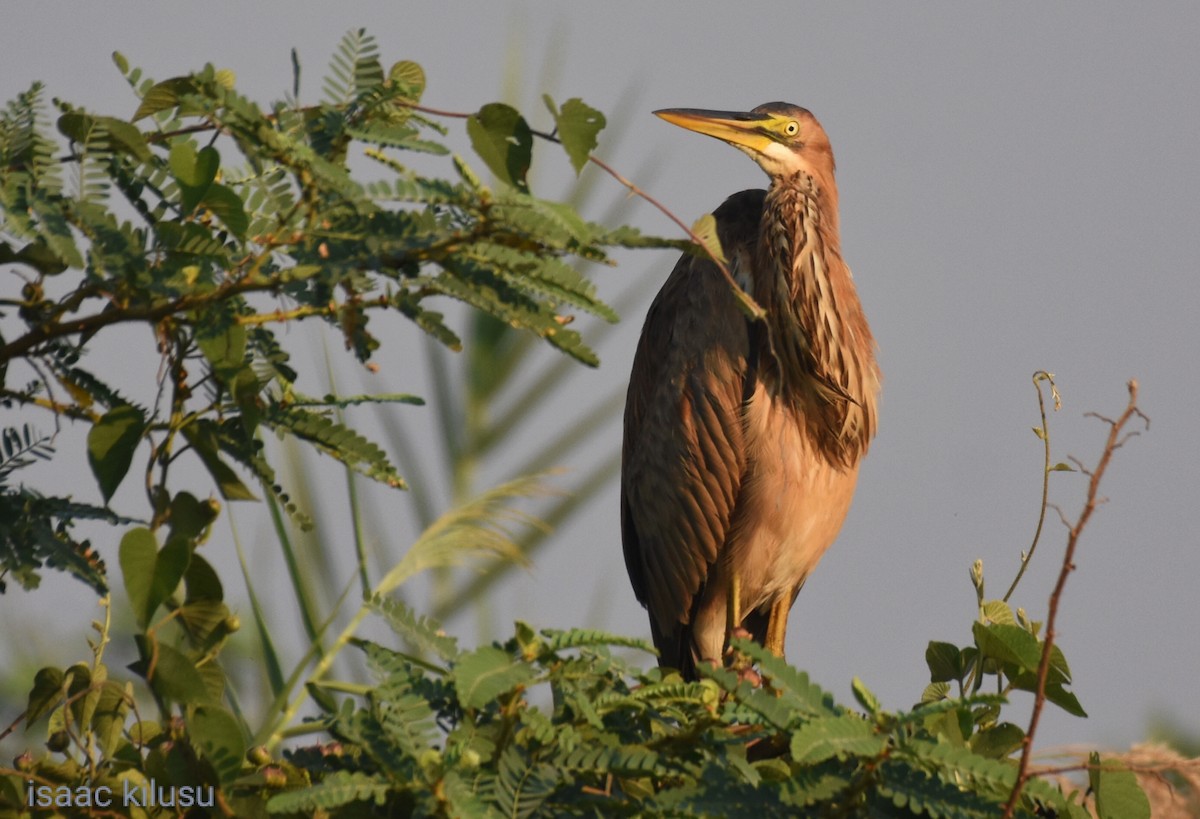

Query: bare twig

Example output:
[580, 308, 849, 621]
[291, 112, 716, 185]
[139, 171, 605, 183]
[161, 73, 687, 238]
[1001, 379, 1149, 818]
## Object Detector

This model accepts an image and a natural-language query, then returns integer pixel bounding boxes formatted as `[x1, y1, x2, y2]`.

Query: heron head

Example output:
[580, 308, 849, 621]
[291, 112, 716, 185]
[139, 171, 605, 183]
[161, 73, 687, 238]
[654, 102, 834, 183]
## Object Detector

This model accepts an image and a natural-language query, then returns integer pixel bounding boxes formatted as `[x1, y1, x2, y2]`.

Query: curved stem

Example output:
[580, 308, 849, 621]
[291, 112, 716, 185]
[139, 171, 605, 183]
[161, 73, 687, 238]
[264, 597, 372, 751]
[1002, 371, 1058, 604]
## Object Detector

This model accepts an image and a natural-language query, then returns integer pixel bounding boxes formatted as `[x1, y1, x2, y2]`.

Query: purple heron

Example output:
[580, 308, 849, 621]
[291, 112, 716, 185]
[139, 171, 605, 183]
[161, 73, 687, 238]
[621, 103, 880, 678]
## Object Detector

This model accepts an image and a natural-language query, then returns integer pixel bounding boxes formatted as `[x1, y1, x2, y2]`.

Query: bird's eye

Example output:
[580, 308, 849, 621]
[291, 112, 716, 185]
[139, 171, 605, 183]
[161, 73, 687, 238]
[784, 121, 799, 136]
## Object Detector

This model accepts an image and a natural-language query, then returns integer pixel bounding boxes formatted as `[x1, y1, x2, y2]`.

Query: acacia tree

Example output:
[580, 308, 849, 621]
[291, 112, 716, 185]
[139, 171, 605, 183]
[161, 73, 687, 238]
[0, 30, 1168, 818]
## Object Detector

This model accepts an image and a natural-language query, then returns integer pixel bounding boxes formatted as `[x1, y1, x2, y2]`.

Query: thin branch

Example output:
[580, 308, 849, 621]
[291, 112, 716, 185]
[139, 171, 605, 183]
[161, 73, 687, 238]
[0, 389, 97, 422]
[409, 103, 470, 120]
[1003, 371, 1058, 603]
[1030, 758, 1200, 778]
[0, 276, 269, 365]
[411, 101, 762, 318]
[1001, 379, 1149, 818]
[237, 303, 339, 326]
[575, 140, 762, 320]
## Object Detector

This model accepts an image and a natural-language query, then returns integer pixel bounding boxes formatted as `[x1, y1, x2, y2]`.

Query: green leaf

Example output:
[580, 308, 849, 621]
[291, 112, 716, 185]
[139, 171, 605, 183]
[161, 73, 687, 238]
[972, 621, 1042, 674]
[91, 680, 132, 758]
[388, 60, 425, 102]
[190, 704, 246, 784]
[690, 212, 727, 265]
[969, 722, 1025, 758]
[728, 683, 798, 732]
[266, 406, 405, 489]
[851, 676, 881, 715]
[99, 116, 152, 162]
[1049, 643, 1072, 682]
[545, 96, 605, 175]
[322, 28, 379, 106]
[466, 102, 532, 191]
[453, 645, 534, 709]
[118, 528, 157, 628]
[25, 666, 65, 724]
[368, 595, 459, 664]
[170, 142, 218, 212]
[908, 739, 1029, 801]
[167, 491, 218, 543]
[133, 77, 199, 121]
[361, 650, 440, 758]
[267, 770, 391, 813]
[196, 320, 246, 381]
[87, 405, 146, 503]
[154, 536, 192, 604]
[59, 112, 150, 161]
[874, 759, 1006, 818]
[63, 663, 94, 729]
[540, 627, 655, 655]
[724, 638, 840, 719]
[173, 143, 219, 189]
[1044, 682, 1088, 718]
[56, 111, 94, 143]
[352, 123, 445, 154]
[981, 599, 1016, 625]
[789, 714, 885, 764]
[184, 554, 224, 602]
[495, 744, 557, 819]
[130, 638, 213, 704]
[119, 527, 191, 629]
[1, 240, 70, 275]
[457, 241, 616, 322]
[180, 420, 258, 501]
[925, 641, 962, 683]
[1010, 644, 1073, 690]
[1091, 754, 1150, 819]
[921, 682, 951, 704]
[201, 183, 249, 238]
[178, 599, 232, 647]
[308, 392, 426, 409]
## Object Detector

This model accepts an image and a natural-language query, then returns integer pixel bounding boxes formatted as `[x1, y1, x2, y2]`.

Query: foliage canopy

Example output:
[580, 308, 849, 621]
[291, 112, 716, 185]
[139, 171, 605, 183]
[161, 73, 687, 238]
[0, 29, 673, 595]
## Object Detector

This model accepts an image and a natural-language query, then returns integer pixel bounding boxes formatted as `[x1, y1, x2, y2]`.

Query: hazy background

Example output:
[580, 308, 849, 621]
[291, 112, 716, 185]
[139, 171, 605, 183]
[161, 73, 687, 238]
[2, 2, 1198, 755]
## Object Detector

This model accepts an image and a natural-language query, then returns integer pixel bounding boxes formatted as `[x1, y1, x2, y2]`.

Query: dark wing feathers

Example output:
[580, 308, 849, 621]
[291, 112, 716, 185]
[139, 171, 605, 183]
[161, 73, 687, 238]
[620, 189, 765, 667]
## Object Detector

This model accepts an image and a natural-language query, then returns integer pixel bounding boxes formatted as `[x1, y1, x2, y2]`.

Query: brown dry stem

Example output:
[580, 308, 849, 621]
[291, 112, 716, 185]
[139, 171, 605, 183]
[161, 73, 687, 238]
[1001, 379, 1149, 818]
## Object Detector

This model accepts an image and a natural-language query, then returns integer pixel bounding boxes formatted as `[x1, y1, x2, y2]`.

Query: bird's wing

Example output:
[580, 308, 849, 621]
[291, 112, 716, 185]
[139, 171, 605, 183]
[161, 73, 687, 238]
[621, 189, 764, 645]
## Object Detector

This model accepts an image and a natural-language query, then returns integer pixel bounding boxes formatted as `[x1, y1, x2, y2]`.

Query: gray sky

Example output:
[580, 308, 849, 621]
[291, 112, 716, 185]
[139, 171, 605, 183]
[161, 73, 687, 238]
[3, 2, 1198, 755]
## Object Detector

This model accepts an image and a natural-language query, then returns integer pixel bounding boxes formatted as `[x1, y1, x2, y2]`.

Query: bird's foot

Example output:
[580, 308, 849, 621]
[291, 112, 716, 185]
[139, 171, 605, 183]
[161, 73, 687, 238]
[723, 627, 763, 687]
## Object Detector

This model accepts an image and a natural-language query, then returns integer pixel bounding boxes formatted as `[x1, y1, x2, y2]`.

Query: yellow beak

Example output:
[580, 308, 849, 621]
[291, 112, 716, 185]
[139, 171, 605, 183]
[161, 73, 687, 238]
[654, 108, 775, 155]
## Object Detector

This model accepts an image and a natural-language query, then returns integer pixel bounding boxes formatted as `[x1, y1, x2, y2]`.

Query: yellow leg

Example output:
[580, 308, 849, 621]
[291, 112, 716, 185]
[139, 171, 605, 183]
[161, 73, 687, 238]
[765, 596, 791, 657]
[726, 572, 742, 641]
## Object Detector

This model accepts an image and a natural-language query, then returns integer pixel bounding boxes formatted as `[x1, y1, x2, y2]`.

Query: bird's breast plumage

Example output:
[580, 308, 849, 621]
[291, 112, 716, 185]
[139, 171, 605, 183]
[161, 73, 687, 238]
[755, 173, 879, 467]
[731, 382, 862, 595]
